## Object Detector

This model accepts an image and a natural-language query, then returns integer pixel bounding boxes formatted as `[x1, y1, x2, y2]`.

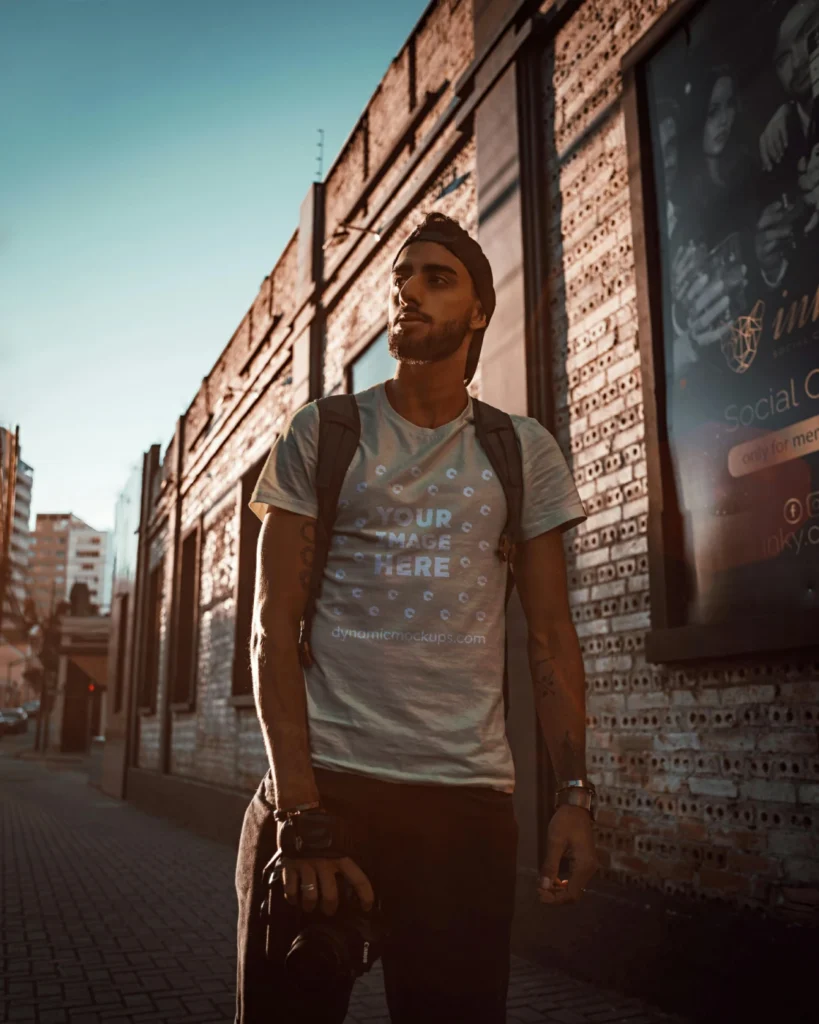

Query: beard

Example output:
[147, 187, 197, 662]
[387, 311, 471, 365]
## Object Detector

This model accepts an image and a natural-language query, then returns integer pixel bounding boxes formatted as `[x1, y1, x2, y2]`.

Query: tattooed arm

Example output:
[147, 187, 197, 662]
[250, 507, 321, 810]
[513, 525, 597, 904]
[512, 527, 586, 782]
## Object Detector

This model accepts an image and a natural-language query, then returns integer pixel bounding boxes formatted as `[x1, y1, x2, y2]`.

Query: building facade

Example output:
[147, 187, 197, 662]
[111, 0, 819, 1017]
[29, 513, 111, 621]
[0, 426, 25, 635]
[66, 525, 112, 615]
[9, 457, 34, 619]
[36, 611, 110, 754]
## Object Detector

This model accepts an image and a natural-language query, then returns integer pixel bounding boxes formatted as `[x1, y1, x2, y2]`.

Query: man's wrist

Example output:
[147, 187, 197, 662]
[274, 799, 322, 821]
[554, 779, 597, 821]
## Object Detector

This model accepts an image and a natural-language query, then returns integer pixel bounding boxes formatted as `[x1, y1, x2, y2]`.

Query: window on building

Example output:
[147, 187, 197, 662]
[114, 591, 129, 714]
[233, 454, 267, 697]
[348, 329, 396, 393]
[91, 538, 101, 545]
[139, 561, 163, 713]
[172, 522, 202, 708]
[81, 563, 94, 570]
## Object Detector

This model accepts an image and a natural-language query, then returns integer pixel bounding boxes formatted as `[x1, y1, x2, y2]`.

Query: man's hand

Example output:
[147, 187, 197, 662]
[281, 855, 375, 916]
[683, 273, 736, 351]
[756, 200, 793, 281]
[536, 805, 598, 906]
[760, 103, 790, 171]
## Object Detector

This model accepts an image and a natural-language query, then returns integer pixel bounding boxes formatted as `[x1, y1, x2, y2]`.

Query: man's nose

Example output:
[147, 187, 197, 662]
[399, 276, 423, 305]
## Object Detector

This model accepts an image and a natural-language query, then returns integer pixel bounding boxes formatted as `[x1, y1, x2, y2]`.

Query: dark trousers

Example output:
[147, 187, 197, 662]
[235, 766, 518, 1023]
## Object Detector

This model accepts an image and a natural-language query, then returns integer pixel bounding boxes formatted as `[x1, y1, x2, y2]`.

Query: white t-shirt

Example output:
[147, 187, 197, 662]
[250, 381, 586, 792]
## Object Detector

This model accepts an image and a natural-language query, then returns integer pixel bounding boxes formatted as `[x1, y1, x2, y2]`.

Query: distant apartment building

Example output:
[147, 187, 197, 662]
[67, 524, 113, 614]
[29, 514, 112, 619]
[9, 458, 34, 618]
[0, 426, 33, 635]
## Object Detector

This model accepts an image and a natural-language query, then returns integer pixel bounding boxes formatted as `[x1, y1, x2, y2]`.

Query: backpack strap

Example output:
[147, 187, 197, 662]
[471, 399, 524, 721]
[298, 394, 361, 669]
[471, 400, 524, 562]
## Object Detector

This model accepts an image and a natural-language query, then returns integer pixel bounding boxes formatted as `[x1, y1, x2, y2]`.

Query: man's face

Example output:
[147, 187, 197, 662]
[775, 0, 819, 101]
[387, 240, 485, 367]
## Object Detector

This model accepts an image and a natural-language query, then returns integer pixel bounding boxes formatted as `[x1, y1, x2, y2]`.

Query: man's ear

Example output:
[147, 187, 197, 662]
[471, 302, 487, 330]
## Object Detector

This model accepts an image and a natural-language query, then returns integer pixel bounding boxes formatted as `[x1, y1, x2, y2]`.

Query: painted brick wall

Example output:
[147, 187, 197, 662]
[544, 0, 819, 918]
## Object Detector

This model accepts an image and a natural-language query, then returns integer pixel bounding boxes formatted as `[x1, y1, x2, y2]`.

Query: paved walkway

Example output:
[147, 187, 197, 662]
[0, 740, 689, 1024]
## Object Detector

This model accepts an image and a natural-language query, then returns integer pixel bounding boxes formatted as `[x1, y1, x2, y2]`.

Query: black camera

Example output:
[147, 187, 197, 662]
[262, 849, 385, 989]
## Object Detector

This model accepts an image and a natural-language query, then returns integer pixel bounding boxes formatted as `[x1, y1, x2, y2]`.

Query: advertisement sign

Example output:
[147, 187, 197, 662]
[645, 0, 819, 626]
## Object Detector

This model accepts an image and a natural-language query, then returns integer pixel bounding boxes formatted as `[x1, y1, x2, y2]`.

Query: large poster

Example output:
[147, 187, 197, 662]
[646, 0, 819, 627]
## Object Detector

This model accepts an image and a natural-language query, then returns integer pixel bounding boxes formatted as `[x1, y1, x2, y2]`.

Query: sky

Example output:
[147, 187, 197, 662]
[0, 0, 427, 534]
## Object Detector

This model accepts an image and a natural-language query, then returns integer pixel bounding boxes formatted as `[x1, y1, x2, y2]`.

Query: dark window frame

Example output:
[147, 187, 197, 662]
[170, 517, 203, 712]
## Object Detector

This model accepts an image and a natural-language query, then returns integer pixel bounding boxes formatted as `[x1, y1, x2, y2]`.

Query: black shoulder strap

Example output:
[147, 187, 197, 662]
[471, 399, 524, 721]
[471, 399, 523, 556]
[298, 394, 361, 668]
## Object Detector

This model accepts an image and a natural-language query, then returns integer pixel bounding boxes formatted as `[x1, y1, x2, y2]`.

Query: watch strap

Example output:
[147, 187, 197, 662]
[273, 800, 322, 822]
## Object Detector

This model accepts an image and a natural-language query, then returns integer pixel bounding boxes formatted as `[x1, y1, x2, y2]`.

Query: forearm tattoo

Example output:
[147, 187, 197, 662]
[298, 521, 316, 593]
[533, 655, 558, 700]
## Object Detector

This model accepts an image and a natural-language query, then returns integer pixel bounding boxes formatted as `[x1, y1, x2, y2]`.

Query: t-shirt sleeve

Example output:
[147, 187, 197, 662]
[248, 401, 320, 523]
[513, 416, 587, 541]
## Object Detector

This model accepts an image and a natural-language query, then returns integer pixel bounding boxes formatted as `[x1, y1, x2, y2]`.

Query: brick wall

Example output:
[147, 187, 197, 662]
[544, 0, 819, 918]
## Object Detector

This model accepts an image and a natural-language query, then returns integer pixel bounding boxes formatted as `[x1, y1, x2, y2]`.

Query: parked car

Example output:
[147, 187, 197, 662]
[0, 709, 20, 737]
[22, 699, 41, 719]
[0, 708, 29, 735]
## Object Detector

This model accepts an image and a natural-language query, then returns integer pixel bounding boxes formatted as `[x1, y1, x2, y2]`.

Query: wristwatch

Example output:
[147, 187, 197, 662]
[554, 779, 597, 821]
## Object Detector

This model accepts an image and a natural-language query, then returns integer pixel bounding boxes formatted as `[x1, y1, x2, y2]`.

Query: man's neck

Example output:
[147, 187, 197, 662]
[385, 376, 469, 430]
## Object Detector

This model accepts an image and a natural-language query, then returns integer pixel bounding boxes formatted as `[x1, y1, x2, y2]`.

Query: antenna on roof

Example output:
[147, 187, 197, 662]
[316, 129, 325, 182]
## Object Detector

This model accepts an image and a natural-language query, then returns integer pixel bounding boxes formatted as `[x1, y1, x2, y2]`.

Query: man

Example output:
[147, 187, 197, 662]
[755, 0, 819, 290]
[235, 213, 597, 1023]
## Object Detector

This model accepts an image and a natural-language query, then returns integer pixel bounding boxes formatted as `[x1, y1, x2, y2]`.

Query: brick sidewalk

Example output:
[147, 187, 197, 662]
[0, 753, 688, 1024]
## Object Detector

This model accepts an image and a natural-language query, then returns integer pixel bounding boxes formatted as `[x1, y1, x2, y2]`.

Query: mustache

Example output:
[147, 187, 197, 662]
[396, 309, 430, 321]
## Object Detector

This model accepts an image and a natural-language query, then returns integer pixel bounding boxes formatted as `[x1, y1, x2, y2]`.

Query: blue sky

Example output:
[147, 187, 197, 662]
[1, 0, 427, 533]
